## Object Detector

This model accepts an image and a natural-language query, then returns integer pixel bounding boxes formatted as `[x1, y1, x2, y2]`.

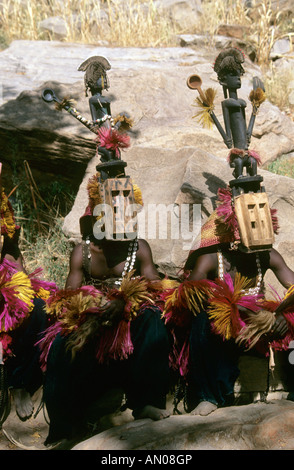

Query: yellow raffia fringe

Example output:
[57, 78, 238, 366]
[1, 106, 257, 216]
[1, 272, 35, 331]
[284, 284, 294, 300]
[0, 271, 35, 331]
[57, 292, 103, 332]
[119, 271, 154, 319]
[113, 114, 134, 130]
[0, 190, 16, 239]
[192, 88, 217, 129]
[149, 279, 180, 291]
[133, 184, 143, 206]
[55, 97, 76, 112]
[45, 291, 102, 317]
[208, 303, 234, 341]
[87, 172, 103, 206]
[207, 274, 254, 340]
[232, 274, 253, 302]
[35, 287, 51, 300]
[164, 281, 213, 317]
[5, 272, 35, 308]
[184, 285, 208, 313]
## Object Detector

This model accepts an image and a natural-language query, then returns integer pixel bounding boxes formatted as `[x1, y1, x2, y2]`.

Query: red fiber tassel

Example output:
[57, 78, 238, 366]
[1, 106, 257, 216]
[96, 320, 134, 363]
[96, 127, 130, 157]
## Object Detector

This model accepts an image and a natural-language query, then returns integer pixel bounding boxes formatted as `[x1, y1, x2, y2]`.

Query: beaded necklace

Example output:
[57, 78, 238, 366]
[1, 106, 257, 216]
[217, 250, 263, 296]
[84, 237, 138, 288]
[114, 238, 138, 286]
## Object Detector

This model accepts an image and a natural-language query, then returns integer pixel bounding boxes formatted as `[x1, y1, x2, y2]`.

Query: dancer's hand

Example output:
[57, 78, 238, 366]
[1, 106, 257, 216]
[100, 299, 126, 326]
[271, 312, 288, 338]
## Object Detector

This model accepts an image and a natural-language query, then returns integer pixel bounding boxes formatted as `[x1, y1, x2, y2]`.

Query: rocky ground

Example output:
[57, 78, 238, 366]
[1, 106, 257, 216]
[2, 390, 294, 450]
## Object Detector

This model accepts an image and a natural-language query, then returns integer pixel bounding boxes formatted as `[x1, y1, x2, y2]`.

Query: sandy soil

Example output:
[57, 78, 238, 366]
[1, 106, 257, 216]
[0, 389, 49, 450]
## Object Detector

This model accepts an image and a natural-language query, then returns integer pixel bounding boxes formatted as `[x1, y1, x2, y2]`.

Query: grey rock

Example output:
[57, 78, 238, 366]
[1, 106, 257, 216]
[271, 51, 294, 73]
[270, 37, 292, 59]
[155, 0, 202, 31]
[39, 16, 68, 40]
[72, 400, 294, 450]
[216, 23, 250, 40]
[177, 34, 208, 48]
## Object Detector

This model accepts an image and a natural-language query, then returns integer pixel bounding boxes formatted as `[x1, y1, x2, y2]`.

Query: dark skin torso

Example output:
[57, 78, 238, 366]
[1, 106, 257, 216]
[65, 238, 160, 325]
[188, 247, 294, 338]
[66, 238, 160, 289]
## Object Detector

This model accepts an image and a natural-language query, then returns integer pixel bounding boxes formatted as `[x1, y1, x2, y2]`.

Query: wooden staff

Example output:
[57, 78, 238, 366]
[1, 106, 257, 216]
[42, 88, 98, 134]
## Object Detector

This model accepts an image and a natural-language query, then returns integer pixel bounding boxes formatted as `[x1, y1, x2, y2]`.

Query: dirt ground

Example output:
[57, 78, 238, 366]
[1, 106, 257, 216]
[0, 389, 49, 450]
[0, 387, 137, 450]
[0, 387, 179, 450]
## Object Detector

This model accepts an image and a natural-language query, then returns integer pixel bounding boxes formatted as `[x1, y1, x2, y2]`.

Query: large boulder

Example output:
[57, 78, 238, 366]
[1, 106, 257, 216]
[64, 146, 294, 294]
[0, 80, 96, 189]
[155, 0, 202, 31]
[0, 40, 294, 187]
[72, 400, 294, 450]
[0, 40, 294, 281]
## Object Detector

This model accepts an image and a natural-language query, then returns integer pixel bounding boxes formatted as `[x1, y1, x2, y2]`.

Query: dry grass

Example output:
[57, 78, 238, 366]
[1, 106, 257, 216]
[10, 162, 75, 287]
[0, 0, 178, 47]
[248, 0, 288, 66]
[194, 0, 251, 39]
[263, 63, 294, 118]
[104, 0, 177, 47]
[194, 0, 294, 114]
[0, 0, 292, 63]
[19, 216, 72, 288]
[195, 0, 293, 66]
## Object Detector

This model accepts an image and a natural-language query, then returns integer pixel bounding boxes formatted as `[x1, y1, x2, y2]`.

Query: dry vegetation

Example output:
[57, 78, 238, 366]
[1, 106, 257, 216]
[0, 0, 292, 129]
[0, 0, 179, 47]
[0, 1, 292, 59]
[0, 0, 293, 106]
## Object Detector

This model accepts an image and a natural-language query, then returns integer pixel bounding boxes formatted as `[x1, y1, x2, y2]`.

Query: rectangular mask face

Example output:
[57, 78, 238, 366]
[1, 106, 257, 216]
[234, 192, 275, 251]
[99, 177, 138, 240]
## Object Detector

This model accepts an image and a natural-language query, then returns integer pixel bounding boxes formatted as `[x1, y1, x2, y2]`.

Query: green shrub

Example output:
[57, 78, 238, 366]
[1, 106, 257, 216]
[266, 155, 294, 179]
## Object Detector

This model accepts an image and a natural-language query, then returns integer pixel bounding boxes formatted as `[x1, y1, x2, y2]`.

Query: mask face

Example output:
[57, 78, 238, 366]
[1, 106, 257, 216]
[93, 176, 139, 241]
[234, 192, 275, 252]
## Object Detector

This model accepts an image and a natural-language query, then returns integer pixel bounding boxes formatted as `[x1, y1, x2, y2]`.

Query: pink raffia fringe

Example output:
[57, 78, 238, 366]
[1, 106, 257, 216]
[0, 332, 13, 359]
[0, 264, 34, 332]
[96, 127, 130, 157]
[207, 273, 263, 340]
[37, 286, 151, 370]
